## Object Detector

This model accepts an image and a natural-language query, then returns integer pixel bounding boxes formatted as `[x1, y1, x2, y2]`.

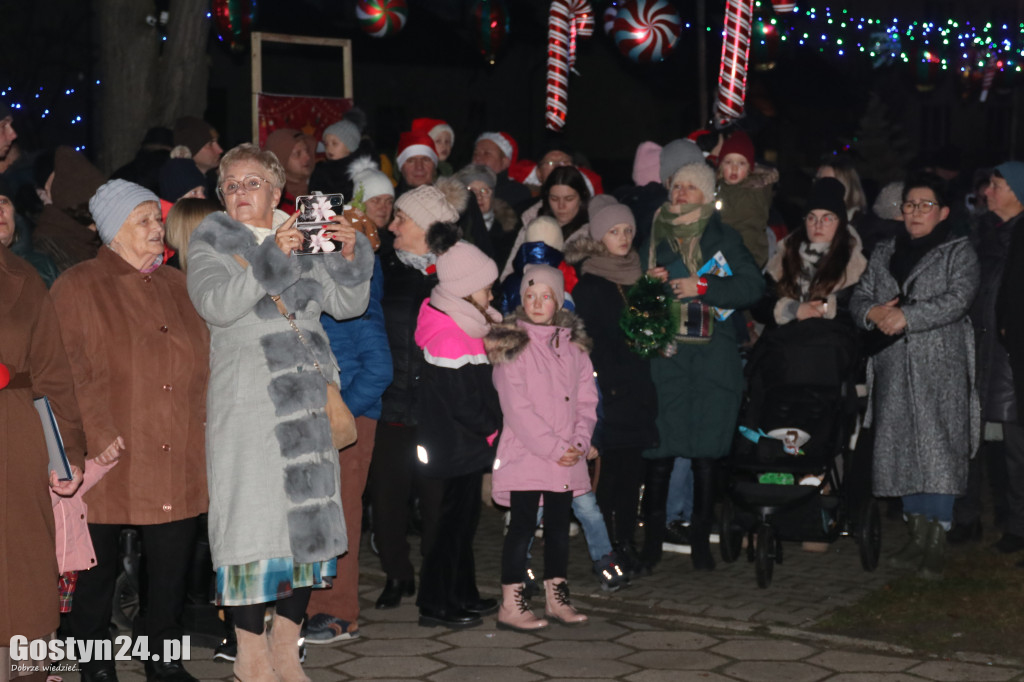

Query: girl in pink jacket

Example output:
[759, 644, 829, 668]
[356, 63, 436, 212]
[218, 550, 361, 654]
[485, 264, 598, 632]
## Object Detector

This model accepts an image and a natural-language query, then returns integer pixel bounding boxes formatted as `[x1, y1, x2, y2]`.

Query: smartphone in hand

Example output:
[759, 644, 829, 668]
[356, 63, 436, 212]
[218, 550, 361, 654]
[295, 194, 345, 254]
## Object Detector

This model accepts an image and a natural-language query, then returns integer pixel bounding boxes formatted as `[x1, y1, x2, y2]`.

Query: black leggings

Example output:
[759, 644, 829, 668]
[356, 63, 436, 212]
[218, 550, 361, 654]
[595, 447, 645, 546]
[232, 586, 312, 634]
[501, 490, 573, 584]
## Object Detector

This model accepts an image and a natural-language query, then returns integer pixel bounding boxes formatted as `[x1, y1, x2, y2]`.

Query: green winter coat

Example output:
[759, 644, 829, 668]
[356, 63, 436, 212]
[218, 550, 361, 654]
[641, 209, 765, 460]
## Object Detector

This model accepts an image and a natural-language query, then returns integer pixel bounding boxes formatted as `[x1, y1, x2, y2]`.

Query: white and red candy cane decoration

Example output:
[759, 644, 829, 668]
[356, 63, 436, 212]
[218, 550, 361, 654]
[770, 0, 795, 12]
[546, 0, 595, 131]
[715, 0, 755, 127]
[980, 56, 998, 103]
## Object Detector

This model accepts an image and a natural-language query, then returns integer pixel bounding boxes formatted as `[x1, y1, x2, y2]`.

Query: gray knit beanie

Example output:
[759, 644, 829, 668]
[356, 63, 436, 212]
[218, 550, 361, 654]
[659, 139, 706, 186]
[455, 163, 497, 189]
[395, 184, 459, 231]
[89, 179, 161, 244]
[589, 201, 636, 242]
[322, 120, 361, 155]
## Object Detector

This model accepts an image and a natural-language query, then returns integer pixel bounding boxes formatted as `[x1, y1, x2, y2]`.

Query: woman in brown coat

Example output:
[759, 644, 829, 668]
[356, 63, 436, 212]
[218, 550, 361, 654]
[0, 228, 85, 681]
[50, 180, 209, 682]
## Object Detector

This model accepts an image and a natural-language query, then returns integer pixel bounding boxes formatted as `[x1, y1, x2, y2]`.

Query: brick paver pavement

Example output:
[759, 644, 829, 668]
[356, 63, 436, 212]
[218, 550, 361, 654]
[53, 506, 1023, 681]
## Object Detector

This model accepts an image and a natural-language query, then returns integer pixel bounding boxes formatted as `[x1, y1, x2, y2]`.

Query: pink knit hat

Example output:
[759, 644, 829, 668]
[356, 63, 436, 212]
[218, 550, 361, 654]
[588, 200, 635, 242]
[632, 141, 662, 186]
[436, 241, 498, 297]
[520, 264, 565, 308]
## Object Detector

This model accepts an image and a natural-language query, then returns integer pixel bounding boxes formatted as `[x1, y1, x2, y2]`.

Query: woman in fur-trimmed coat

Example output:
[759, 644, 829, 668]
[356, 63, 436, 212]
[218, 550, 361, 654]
[187, 144, 372, 681]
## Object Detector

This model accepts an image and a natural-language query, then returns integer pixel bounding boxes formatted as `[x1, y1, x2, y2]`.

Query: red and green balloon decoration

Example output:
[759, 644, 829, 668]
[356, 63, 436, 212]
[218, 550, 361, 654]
[213, 0, 257, 52]
[612, 0, 683, 64]
[471, 0, 510, 65]
[356, 0, 409, 38]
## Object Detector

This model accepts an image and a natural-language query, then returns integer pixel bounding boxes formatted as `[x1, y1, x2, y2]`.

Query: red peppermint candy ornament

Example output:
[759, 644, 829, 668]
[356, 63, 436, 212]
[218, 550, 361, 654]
[356, 0, 408, 38]
[613, 0, 683, 64]
[0, 363, 9, 390]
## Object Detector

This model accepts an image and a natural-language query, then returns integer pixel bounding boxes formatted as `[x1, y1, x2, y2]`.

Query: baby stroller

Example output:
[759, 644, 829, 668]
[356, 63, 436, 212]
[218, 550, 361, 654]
[721, 318, 880, 588]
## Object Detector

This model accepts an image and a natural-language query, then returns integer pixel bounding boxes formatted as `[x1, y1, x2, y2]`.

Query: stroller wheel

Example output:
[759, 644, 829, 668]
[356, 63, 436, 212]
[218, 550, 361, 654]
[719, 499, 743, 563]
[857, 499, 882, 571]
[755, 525, 775, 588]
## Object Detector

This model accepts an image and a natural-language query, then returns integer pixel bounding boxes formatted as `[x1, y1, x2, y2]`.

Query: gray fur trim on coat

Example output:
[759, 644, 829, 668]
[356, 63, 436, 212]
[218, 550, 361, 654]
[187, 209, 372, 570]
[485, 308, 593, 365]
[850, 233, 980, 498]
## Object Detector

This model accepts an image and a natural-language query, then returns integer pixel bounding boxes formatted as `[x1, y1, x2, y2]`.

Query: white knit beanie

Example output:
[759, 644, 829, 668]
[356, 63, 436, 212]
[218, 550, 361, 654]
[395, 184, 459, 231]
[669, 163, 717, 205]
[352, 167, 395, 201]
[322, 120, 361, 154]
[524, 216, 564, 251]
[89, 179, 161, 244]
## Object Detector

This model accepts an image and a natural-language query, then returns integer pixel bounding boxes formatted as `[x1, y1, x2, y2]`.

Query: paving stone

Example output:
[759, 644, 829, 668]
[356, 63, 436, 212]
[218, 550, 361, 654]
[437, 628, 545, 649]
[704, 605, 764, 621]
[532, 620, 629, 641]
[527, 656, 639, 678]
[172, 659, 234, 678]
[428, 666, 543, 682]
[344, 637, 450, 657]
[827, 671, 937, 675]
[362, 604, 423, 623]
[434, 646, 543, 667]
[310, 666, 351, 681]
[620, 650, 729, 670]
[806, 651, 916, 673]
[907, 660, 1021, 681]
[626, 673, 737, 682]
[712, 639, 818, 660]
[359, 621, 446, 639]
[722, 661, 829, 682]
[304, 645, 358, 668]
[527, 640, 633, 660]
[615, 630, 720, 651]
[340, 654, 446, 679]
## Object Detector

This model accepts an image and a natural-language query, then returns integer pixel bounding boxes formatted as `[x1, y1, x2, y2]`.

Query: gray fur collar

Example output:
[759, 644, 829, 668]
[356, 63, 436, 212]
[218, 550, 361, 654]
[191, 211, 257, 253]
[485, 308, 592, 365]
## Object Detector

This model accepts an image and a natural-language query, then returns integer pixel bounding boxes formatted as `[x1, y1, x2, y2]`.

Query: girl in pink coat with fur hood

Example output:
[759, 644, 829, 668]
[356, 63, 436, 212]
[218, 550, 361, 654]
[485, 263, 598, 632]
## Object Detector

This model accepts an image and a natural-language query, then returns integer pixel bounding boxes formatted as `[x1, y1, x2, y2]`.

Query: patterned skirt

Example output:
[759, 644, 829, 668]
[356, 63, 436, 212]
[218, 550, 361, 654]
[215, 557, 337, 606]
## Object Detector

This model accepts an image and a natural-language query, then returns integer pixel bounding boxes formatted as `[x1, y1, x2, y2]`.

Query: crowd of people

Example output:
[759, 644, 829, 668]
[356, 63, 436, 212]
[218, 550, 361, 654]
[3, 97, 1024, 682]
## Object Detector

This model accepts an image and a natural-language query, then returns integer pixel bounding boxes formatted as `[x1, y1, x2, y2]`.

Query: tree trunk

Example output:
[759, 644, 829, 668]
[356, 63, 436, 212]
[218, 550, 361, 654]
[154, 0, 211, 126]
[94, 0, 210, 174]
[94, 0, 160, 173]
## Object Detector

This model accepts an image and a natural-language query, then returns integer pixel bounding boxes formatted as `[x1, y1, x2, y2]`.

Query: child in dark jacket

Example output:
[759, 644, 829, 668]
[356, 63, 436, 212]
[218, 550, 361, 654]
[413, 222, 503, 629]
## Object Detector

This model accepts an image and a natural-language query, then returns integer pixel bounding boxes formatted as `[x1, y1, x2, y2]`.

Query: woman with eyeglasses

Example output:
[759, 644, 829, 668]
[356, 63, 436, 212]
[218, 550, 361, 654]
[457, 164, 520, 269]
[753, 177, 867, 327]
[186, 143, 373, 681]
[850, 171, 980, 581]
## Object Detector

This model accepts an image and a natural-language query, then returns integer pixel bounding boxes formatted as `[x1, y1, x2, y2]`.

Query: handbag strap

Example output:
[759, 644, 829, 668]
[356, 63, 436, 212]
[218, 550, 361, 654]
[232, 254, 331, 382]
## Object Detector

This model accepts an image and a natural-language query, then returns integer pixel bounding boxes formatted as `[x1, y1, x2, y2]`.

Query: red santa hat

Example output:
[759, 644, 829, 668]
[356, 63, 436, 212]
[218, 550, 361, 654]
[396, 131, 438, 169]
[411, 117, 454, 145]
[475, 131, 518, 165]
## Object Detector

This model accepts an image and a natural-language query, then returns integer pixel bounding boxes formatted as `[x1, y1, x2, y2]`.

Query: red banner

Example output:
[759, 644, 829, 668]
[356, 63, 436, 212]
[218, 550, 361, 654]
[257, 93, 354, 146]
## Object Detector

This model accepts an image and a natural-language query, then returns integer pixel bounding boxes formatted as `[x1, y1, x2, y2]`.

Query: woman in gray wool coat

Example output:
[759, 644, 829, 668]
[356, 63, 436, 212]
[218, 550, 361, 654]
[187, 143, 372, 682]
[850, 171, 980, 581]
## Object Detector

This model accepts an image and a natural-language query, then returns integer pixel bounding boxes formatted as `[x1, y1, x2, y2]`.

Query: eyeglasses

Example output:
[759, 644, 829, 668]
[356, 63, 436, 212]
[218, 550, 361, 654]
[901, 200, 939, 214]
[467, 186, 492, 196]
[219, 175, 267, 196]
[805, 213, 838, 226]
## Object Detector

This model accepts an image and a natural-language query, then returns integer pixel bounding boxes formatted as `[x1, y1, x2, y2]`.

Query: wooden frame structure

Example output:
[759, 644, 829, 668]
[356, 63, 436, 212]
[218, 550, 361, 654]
[250, 32, 354, 143]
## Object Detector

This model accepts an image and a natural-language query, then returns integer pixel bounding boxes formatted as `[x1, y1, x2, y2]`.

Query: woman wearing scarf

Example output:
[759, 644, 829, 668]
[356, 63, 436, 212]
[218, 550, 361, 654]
[850, 172, 979, 580]
[412, 221, 503, 628]
[566, 196, 659, 574]
[753, 177, 867, 328]
[638, 144, 764, 573]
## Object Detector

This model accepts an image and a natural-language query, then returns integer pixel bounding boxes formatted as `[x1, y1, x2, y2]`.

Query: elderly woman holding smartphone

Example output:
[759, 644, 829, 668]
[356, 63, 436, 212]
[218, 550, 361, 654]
[850, 171, 980, 581]
[187, 143, 372, 682]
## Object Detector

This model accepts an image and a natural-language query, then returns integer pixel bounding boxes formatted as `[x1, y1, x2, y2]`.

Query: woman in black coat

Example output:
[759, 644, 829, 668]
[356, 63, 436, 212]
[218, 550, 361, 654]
[565, 197, 658, 572]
